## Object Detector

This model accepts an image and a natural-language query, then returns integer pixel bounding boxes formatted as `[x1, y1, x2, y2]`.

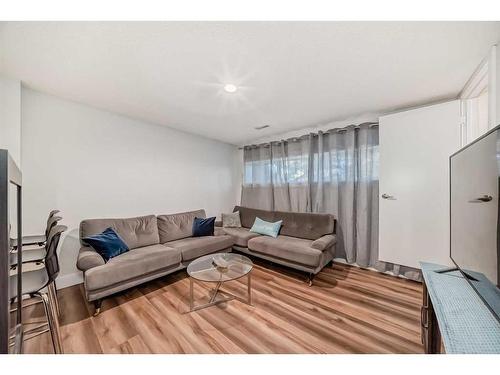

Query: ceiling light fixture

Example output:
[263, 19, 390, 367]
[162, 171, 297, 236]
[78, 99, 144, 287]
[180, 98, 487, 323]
[223, 83, 238, 93]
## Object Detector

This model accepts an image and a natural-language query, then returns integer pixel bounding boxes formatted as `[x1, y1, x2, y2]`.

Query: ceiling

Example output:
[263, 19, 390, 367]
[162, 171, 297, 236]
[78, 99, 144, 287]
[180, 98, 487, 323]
[1, 22, 500, 145]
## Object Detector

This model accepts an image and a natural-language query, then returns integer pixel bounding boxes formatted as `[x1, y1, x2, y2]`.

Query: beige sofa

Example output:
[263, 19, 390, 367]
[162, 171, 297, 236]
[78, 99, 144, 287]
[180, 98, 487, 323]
[76, 209, 233, 314]
[221, 206, 336, 285]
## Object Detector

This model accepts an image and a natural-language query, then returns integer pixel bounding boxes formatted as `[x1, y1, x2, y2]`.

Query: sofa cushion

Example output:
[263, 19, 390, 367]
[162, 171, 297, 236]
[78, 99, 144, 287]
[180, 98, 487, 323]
[233, 206, 275, 229]
[222, 211, 241, 228]
[80, 215, 159, 250]
[192, 216, 215, 237]
[247, 235, 322, 267]
[274, 210, 335, 240]
[157, 209, 206, 243]
[249, 217, 283, 238]
[166, 235, 234, 261]
[234, 206, 335, 240]
[85, 244, 181, 291]
[222, 227, 261, 247]
[83, 227, 129, 262]
[214, 227, 226, 236]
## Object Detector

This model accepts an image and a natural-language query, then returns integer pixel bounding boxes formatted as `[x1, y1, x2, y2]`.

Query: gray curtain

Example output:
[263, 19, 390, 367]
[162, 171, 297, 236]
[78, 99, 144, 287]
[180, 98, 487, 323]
[241, 123, 420, 280]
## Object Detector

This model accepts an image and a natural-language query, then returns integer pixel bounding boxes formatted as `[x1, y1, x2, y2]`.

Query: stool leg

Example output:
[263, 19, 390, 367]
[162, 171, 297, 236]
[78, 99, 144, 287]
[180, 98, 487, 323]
[38, 293, 57, 354]
[47, 289, 63, 353]
[49, 283, 61, 318]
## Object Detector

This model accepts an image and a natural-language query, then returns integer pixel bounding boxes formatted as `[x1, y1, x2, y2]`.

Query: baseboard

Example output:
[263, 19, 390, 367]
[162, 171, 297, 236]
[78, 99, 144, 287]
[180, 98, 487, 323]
[333, 257, 416, 280]
[56, 272, 83, 289]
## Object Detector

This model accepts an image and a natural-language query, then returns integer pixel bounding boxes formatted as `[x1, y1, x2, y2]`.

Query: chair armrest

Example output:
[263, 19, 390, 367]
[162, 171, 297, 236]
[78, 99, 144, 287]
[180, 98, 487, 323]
[215, 220, 223, 227]
[214, 227, 226, 236]
[311, 234, 336, 251]
[77, 246, 105, 272]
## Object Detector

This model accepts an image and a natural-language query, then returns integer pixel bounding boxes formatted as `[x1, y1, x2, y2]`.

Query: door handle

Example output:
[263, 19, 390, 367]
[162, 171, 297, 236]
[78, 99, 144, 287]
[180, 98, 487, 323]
[382, 193, 395, 200]
[470, 195, 493, 203]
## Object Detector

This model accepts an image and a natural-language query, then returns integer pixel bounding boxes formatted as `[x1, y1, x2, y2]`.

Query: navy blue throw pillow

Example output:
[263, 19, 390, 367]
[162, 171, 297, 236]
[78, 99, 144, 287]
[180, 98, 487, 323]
[192, 217, 215, 237]
[84, 227, 129, 262]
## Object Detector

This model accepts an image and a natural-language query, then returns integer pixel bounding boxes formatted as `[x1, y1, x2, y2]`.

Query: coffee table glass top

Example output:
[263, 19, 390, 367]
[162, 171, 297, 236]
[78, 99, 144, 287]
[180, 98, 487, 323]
[187, 253, 253, 283]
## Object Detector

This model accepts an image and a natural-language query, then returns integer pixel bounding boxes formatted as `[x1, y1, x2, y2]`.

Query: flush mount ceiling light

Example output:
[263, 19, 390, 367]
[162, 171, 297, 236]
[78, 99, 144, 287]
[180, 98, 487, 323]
[223, 83, 238, 93]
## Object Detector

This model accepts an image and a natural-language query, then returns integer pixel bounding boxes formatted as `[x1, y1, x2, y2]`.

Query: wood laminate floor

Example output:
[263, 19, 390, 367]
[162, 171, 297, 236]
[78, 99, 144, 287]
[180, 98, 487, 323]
[21, 260, 424, 354]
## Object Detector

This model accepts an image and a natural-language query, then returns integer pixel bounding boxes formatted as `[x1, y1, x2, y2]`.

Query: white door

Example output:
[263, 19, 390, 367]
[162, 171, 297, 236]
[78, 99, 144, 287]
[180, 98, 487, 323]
[379, 100, 461, 269]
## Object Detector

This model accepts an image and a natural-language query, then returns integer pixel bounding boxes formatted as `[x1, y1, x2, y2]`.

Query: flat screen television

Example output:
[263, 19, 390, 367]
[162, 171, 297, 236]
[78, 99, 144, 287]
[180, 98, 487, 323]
[450, 124, 500, 323]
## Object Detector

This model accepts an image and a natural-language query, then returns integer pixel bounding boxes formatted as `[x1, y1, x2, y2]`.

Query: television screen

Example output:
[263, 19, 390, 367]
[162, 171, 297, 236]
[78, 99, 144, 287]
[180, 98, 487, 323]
[450, 125, 500, 323]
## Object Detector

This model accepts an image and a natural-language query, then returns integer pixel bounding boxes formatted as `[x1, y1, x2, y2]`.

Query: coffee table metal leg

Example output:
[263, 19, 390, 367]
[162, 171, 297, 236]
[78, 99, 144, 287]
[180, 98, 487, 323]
[209, 280, 223, 303]
[189, 271, 253, 313]
[189, 277, 194, 311]
[247, 272, 252, 305]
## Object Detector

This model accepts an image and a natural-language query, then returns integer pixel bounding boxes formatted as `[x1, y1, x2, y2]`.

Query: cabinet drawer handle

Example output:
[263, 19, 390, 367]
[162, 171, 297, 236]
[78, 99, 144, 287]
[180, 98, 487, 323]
[421, 306, 429, 329]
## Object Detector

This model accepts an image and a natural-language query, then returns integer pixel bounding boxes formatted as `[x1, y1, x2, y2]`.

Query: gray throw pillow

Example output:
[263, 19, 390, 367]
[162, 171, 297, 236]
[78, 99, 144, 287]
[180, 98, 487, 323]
[222, 211, 242, 228]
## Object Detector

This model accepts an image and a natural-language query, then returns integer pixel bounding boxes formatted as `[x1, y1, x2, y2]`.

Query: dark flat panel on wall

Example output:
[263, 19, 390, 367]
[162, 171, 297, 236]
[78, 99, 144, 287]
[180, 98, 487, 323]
[0, 149, 22, 354]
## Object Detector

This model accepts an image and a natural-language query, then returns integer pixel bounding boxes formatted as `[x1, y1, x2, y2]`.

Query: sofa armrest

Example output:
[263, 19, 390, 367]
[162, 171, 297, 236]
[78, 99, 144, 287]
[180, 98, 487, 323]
[215, 220, 223, 227]
[214, 227, 226, 236]
[311, 234, 336, 251]
[77, 246, 105, 272]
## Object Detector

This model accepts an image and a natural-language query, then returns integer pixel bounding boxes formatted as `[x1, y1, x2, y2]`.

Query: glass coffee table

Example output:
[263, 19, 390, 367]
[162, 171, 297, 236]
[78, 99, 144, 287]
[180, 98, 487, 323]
[186, 253, 253, 312]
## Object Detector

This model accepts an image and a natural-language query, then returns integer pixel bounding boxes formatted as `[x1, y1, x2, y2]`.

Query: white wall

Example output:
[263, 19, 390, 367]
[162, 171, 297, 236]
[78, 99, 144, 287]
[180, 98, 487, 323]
[460, 43, 500, 145]
[464, 91, 490, 144]
[21, 88, 241, 287]
[0, 75, 21, 165]
[495, 44, 500, 125]
[0, 75, 21, 235]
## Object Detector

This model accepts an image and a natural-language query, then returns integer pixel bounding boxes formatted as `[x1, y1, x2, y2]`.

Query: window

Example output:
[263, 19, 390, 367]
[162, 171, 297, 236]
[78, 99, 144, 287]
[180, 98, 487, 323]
[243, 144, 379, 186]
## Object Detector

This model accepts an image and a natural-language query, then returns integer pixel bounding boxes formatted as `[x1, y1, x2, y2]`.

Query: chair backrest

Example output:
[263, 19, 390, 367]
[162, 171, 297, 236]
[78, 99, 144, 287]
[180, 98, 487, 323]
[45, 215, 62, 237]
[44, 224, 67, 283]
[48, 210, 60, 218]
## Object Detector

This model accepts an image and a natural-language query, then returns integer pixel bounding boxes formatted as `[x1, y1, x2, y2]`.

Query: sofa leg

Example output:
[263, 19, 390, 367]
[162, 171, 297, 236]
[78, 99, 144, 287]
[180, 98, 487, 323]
[93, 299, 102, 316]
[308, 273, 314, 287]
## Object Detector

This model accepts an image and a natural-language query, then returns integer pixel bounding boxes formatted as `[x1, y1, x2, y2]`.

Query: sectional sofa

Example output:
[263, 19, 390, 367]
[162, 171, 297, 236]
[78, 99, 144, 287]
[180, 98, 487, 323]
[76, 207, 336, 315]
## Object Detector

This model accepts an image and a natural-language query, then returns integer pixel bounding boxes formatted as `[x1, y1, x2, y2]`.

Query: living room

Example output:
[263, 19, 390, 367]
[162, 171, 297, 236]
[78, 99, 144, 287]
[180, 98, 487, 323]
[1, 1, 500, 371]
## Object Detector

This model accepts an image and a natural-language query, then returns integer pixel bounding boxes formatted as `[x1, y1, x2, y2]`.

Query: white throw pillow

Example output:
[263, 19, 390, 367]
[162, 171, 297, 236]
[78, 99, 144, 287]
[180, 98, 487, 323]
[222, 211, 242, 228]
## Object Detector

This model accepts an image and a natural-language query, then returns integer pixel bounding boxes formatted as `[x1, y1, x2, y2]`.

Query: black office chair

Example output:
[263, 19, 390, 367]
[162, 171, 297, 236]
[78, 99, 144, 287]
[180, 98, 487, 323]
[9, 224, 67, 353]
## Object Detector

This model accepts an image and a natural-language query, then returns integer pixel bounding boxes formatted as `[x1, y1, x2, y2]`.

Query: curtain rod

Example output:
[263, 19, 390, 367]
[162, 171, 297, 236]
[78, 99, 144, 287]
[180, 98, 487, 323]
[238, 122, 378, 150]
